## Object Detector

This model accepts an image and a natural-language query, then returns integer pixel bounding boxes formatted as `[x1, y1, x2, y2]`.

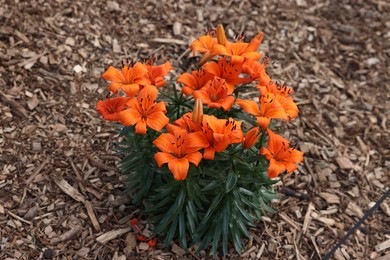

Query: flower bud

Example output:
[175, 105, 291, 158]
[216, 24, 226, 45]
[243, 127, 261, 149]
[192, 98, 203, 124]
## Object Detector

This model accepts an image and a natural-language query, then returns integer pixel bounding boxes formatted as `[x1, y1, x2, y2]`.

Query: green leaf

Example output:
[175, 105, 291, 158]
[164, 215, 179, 247]
[239, 187, 254, 196]
[241, 194, 261, 211]
[236, 218, 250, 238]
[225, 171, 237, 193]
[186, 207, 196, 235]
[197, 230, 213, 254]
[222, 207, 229, 256]
[186, 200, 198, 224]
[212, 219, 222, 257]
[187, 181, 207, 209]
[233, 190, 254, 223]
[152, 206, 175, 235]
[153, 187, 186, 234]
[213, 152, 231, 161]
[178, 211, 187, 249]
[148, 184, 174, 200]
[143, 196, 172, 214]
[132, 167, 153, 204]
[200, 191, 224, 225]
[201, 179, 221, 192]
[231, 223, 243, 254]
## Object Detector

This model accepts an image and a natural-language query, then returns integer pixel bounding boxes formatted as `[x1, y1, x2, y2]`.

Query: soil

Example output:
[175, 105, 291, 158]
[0, 0, 389, 259]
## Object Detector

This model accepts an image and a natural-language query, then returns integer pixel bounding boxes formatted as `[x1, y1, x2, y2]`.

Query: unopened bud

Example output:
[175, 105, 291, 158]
[192, 98, 203, 124]
[216, 24, 226, 45]
[243, 127, 261, 149]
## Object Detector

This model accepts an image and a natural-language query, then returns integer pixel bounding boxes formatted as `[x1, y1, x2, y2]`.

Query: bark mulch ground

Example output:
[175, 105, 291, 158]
[0, 0, 389, 259]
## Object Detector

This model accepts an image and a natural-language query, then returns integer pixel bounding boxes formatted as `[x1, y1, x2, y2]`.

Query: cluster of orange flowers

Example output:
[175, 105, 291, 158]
[96, 24, 303, 181]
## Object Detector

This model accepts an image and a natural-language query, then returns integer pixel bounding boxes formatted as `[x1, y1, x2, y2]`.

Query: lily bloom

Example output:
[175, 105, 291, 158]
[177, 68, 214, 96]
[260, 129, 303, 178]
[211, 25, 264, 63]
[190, 33, 218, 66]
[236, 94, 288, 129]
[166, 112, 203, 134]
[258, 83, 299, 119]
[154, 130, 208, 180]
[242, 127, 261, 149]
[190, 34, 217, 55]
[193, 77, 235, 111]
[102, 62, 149, 97]
[190, 115, 243, 160]
[144, 61, 173, 87]
[242, 59, 272, 87]
[204, 57, 249, 94]
[257, 82, 294, 97]
[96, 96, 130, 122]
[119, 85, 169, 134]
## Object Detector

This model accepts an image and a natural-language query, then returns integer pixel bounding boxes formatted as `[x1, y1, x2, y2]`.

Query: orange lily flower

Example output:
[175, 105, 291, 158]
[236, 94, 288, 129]
[258, 83, 299, 119]
[144, 61, 173, 87]
[242, 59, 272, 87]
[177, 68, 214, 96]
[102, 62, 149, 97]
[257, 82, 294, 97]
[190, 115, 243, 160]
[154, 130, 208, 180]
[190, 34, 217, 54]
[204, 57, 249, 94]
[211, 27, 264, 63]
[193, 77, 235, 111]
[260, 129, 303, 178]
[242, 127, 261, 149]
[96, 96, 130, 122]
[119, 85, 169, 134]
[166, 112, 203, 134]
[190, 33, 218, 66]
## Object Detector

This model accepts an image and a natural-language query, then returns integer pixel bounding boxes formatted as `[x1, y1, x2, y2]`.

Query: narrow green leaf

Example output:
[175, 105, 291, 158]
[143, 196, 172, 214]
[225, 171, 237, 193]
[178, 211, 187, 249]
[212, 220, 222, 257]
[200, 192, 224, 225]
[148, 185, 174, 201]
[222, 207, 229, 256]
[236, 218, 250, 237]
[231, 223, 243, 254]
[239, 187, 254, 196]
[201, 179, 221, 192]
[186, 207, 196, 236]
[152, 206, 175, 235]
[164, 215, 179, 247]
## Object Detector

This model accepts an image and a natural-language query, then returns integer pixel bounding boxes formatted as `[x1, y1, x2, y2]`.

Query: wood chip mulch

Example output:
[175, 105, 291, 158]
[0, 0, 389, 259]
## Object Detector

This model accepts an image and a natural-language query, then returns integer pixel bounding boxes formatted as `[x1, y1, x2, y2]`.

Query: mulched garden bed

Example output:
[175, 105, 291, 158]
[0, 0, 389, 259]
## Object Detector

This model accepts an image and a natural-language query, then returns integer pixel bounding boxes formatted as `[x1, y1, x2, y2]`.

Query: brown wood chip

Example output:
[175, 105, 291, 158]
[96, 228, 132, 244]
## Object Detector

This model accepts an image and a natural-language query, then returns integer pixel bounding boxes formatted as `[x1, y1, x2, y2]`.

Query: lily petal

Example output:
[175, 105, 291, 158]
[236, 99, 261, 116]
[135, 119, 147, 134]
[147, 111, 169, 132]
[168, 158, 189, 180]
[119, 109, 141, 126]
[154, 152, 175, 167]
[267, 159, 286, 178]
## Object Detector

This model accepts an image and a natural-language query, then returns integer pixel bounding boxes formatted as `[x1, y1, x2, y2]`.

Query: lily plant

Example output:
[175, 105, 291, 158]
[96, 24, 303, 257]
